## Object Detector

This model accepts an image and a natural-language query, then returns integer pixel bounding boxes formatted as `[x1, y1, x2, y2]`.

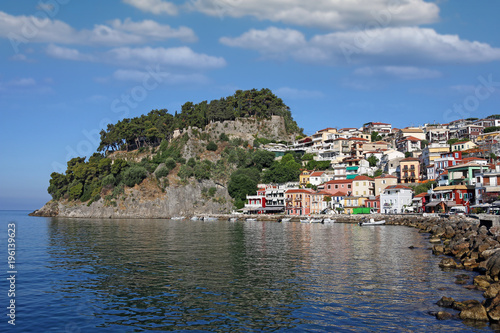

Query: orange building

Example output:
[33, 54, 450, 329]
[285, 189, 313, 215]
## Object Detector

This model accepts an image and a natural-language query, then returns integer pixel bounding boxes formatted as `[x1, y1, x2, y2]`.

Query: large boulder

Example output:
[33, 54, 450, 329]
[437, 296, 455, 308]
[486, 252, 500, 281]
[458, 300, 488, 321]
[439, 258, 457, 269]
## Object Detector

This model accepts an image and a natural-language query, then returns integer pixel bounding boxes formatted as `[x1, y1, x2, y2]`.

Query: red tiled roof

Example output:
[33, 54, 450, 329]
[385, 185, 412, 190]
[318, 127, 336, 132]
[415, 193, 428, 197]
[310, 171, 324, 177]
[452, 141, 471, 145]
[286, 189, 313, 194]
[354, 175, 374, 181]
[400, 157, 420, 162]
[349, 137, 369, 141]
[374, 174, 397, 179]
[324, 179, 353, 184]
[329, 191, 345, 197]
[400, 136, 422, 142]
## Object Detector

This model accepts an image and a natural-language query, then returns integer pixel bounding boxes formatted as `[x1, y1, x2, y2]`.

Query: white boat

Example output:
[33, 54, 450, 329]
[203, 216, 218, 221]
[171, 216, 185, 220]
[279, 217, 291, 222]
[309, 218, 323, 223]
[246, 218, 257, 222]
[228, 217, 238, 222]
[190, 216, 200, 221]
[300, 218, 310, 223]
[359, 218, 386, 226]
[322, 218, 335, 223]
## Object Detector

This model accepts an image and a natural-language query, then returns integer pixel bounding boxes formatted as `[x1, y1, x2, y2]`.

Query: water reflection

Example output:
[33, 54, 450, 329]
[42, 218, 487, 332]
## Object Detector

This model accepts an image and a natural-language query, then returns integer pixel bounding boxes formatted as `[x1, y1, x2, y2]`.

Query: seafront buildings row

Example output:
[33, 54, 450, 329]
[243, 118, 500, 215]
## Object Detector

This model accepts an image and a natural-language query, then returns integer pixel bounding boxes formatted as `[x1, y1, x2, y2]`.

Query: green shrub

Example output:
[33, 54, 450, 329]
[208, 187, 217, 197]
[122, 166, 148, 187]
[165, 157, 177, 170]
[219, 133, 229, 141]
[178, 165, 194, 179]
[207, 141, 218, 151]
[102, 174, 116, 187]
[187, 157, 196, 168]
[155, 166, 170, 179]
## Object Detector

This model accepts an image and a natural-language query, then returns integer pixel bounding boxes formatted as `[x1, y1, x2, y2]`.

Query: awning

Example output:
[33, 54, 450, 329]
[262, 207, 285, 211]
[426, 201, 441, 207]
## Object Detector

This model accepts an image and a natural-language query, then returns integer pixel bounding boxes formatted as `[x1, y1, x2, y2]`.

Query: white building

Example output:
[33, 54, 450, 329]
[380, 185, 413, 214]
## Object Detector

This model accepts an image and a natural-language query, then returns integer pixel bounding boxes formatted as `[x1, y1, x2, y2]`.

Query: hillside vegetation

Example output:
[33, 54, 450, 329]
[47, 89, 303, 210]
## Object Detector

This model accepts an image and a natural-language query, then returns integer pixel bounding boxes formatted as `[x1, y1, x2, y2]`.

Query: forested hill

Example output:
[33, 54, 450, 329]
[98, 88, 302, 152]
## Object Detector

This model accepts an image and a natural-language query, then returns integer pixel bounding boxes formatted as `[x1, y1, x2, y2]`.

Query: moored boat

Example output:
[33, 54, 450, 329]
[279, 217, 291, 222]
[246, 218, 257, 222]
[359, 218, 385, 226]
[322, 218, 335, 223]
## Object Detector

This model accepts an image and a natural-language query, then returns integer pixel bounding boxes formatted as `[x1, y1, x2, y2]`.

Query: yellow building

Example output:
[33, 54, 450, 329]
[374, 174, 398, 196]
[451, 140, 478, 152]
[299, 170, 312, 187]
[399, 157, 420, 184]
[344, 196, 368, 214]
[352, 175, 374, 197]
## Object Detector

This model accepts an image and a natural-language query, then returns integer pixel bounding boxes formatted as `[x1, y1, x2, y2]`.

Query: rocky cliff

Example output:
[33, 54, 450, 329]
[31, 179, 233, 218]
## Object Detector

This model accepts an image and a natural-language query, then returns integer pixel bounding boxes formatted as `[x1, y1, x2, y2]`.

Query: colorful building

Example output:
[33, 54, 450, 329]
[399, 157, 420, 183]
[285, 189, 313, 215]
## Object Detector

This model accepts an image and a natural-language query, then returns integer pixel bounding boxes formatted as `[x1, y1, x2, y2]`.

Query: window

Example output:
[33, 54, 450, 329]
[382, 180, 386, 184]
[455, 152, 459, 158]
[363, 182, 366, 186]
[459, 193, 462, 199]
[348, 185, 351, 189]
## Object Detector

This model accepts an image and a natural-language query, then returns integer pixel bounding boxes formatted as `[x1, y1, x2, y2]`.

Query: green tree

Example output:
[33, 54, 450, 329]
[367, 155, 379, 167]
[207, 141, 218, 151]
[122, 166, 148, 187]
[165, 157, 177, 170]
[371, 131, 382, 142]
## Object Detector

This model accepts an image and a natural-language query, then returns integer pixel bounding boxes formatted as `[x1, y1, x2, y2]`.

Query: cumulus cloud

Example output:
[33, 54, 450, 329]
[112, 69, 209, 84]
[46, 44, 96, 61]
[354, 66, 442, 80]
[123, 0, 178, 15]
[220, 26, 500, 66]
[105, 46, 226, 69]
[46, 44, 226, 71]
[189, 0, 439, 29]
[0, 11, 195, 47]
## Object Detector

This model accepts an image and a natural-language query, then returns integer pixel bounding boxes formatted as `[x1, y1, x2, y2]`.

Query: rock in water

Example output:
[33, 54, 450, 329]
[459, 300, 488, 321]
[439, 258, 457, 269]
[436, 311, 453, 320]
[437, 296, 455, 308]
[487, 252, 500, 281]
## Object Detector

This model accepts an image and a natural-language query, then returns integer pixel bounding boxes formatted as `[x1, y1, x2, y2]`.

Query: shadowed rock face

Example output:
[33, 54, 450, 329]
[30, 179, 233, 218]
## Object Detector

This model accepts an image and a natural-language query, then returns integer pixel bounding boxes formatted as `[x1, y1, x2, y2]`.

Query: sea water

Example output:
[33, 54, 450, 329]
[0, 211, 492, 332]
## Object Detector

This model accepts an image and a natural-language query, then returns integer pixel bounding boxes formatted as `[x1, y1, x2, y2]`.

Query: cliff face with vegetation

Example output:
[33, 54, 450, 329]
[31, 89, 303, 218]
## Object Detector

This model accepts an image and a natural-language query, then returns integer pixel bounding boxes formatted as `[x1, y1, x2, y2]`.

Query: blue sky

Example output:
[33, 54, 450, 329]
[1, 0, 499, 210]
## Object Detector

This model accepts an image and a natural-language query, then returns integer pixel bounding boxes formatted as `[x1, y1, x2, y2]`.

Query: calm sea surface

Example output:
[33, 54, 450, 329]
[0, 210, 494, 332]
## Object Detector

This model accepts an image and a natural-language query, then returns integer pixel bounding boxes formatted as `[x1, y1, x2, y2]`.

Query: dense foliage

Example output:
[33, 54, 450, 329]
[98, 88, 301, 152]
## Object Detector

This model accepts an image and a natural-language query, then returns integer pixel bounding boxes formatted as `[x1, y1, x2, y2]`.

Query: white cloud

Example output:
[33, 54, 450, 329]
[220, 27, 306, 59]
[123, 0, 178, 15]
[46, 44, 96, 61]
[274, 87, 324, 99]
[105, 46, 226, 69]
[189, 0, 439, 29]
[221, 26, 500, 66]
[109, 18, 197, 42]
[46, 45, 226, 72]
[0, 11, 195, 47]
[112, 69, 209, 84]
[354, 66, 442, 80]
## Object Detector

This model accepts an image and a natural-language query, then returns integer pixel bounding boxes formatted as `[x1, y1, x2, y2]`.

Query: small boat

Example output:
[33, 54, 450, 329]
[203, 216, 218, 221]
[171, 216, 185, 220]
[300, 218, 310, 223]
[228, 217, 238, 222]
[309, 218, 323, 223]
[359, 218, 386, 226]
[246, 218, 257, 222]
[279, 217, 291, 222]
[322, 218, 335, 223]
[190, 216, 200, 221]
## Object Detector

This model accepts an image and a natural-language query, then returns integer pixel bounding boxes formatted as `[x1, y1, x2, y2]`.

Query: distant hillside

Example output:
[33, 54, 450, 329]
[31, 89, 303, 217]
